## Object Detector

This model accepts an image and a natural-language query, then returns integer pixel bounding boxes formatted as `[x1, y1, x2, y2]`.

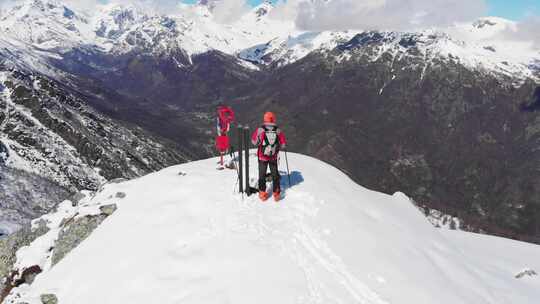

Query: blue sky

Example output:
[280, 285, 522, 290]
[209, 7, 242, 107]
[182, 0, 539, 20]
[487, 0, 539, 19]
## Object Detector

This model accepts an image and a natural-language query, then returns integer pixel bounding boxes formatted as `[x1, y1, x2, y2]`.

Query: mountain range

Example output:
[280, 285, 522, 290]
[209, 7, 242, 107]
[0, 0, 539, 243]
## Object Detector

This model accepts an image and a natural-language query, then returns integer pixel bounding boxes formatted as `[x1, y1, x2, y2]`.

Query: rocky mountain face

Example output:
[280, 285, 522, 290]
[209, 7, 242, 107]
[0, 0, 539, 244]
[0, 189, 117, 303]
[0, 66, 186, 234]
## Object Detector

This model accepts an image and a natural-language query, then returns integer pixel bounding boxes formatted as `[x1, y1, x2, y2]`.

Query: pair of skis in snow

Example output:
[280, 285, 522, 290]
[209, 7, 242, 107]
[236, 126, 259, 196]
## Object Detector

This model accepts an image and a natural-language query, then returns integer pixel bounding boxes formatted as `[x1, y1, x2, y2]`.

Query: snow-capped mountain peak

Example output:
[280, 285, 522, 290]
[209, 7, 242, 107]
[0, 0, 93, 51]
[0, 0, 538, 81]
[253, 0, 274, 18]
[94, 3, 150, 40]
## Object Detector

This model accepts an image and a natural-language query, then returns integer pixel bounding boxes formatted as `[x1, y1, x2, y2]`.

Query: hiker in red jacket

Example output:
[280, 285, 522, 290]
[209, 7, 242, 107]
[216, 106, 235, 168]
[251, 112, 287, 201]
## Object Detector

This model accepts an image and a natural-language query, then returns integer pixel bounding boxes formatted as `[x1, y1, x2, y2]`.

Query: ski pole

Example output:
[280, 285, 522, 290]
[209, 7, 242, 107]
[238, 126, 243, 194]
[229, 146, 240, 192]
[285, 150, 291, 187]
[244, 127, 251, 196]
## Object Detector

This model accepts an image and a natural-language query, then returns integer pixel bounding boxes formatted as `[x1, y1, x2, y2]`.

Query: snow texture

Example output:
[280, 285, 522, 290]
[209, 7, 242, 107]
[5, 153, 540, 303]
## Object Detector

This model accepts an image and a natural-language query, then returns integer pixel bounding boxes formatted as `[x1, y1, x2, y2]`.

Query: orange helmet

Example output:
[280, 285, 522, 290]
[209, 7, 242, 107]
[263, 112, 276, 123]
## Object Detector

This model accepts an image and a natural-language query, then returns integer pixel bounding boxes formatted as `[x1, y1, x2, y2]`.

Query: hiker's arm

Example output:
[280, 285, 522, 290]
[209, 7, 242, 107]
[278, 130, 287, 149]
[251, 128, 262, 145]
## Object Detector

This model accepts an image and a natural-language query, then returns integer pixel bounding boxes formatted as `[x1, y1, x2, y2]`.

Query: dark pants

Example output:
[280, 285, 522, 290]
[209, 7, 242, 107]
[258, 160, 280, 193]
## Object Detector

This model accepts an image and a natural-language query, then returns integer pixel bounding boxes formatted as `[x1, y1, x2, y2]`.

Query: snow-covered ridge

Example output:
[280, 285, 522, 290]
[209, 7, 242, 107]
[0, 0, 538, 81]
[321, 29, 540, 83]
[4, 153, 540, 303]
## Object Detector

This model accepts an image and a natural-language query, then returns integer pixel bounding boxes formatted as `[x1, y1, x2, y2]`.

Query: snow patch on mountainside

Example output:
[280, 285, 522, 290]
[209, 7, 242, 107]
[238, 31, 358, 66]
[0, 38, 62, 78]
[5, 153, 540, 304]
[325, 29, 539, 83]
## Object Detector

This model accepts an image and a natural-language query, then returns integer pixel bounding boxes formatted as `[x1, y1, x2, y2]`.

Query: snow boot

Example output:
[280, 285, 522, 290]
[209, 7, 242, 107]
[273, 191, 281, 202]
[259, 191, 269, 202]
[225, 162, 236, 170]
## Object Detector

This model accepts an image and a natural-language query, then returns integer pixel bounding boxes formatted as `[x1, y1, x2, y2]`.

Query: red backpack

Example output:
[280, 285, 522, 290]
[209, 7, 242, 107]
[217, 106, 234, 134]
[216, 106, 235, 152]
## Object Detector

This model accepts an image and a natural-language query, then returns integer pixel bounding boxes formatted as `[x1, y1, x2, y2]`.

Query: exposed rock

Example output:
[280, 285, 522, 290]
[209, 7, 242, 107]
[40, 293, 58, 304]
[515, 269, 538, 279]
[0, 167, 69, 233]
[115, 192, 126, 199]
[20, 265, 42, 285]
[99, 204, 118, 216]
[0, 140, 8, 164]
[51, 214, 108, 266]
[108, 178, 128, 184]
[69, 192, 87, 207]
[58, 213, 79, 228]
[0, 222, 49, 301]
[0, 222, 49, 280]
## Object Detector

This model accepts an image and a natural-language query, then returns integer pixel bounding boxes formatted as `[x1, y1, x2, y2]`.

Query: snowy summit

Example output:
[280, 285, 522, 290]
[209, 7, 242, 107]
[5, 153, 540, 303]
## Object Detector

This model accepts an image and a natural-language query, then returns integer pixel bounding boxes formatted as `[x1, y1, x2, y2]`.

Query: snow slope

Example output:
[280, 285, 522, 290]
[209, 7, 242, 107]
[6, 153, 540, 303]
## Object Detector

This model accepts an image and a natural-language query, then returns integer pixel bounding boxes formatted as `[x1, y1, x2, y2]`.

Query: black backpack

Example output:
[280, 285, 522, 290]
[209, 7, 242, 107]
[262, 125, 279, 157]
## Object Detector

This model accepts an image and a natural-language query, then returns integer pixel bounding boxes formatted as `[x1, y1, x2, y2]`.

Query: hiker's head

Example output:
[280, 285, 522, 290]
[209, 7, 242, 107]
[264, 112, 276, 124]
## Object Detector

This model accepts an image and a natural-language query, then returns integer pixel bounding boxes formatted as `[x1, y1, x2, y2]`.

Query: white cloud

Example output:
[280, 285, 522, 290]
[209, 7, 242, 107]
[269, 0, 302, 21]
[506, 17, 540, 48]
[62, 0, 185, 15]
[110, 0, 185, 14]
[108, 0, 250, 23]
[270, 0, 488, 31]
[64, 0, 102, 11]
[0, 0, 172, 12]
[209, 0, 251, 24]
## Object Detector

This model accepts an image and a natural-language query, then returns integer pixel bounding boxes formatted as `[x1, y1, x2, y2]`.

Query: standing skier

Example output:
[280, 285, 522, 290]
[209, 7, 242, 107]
[216, 105, 235, 169]
[251, 112, 287, 201]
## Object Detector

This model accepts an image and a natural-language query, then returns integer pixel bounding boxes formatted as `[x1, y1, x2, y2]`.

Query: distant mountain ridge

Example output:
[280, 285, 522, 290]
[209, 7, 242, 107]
[0, 0, 538, 81]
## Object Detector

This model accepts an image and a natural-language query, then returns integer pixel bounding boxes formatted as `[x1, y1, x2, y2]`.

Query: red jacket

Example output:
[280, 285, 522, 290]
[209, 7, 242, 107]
[251, 123, 287, 161]
[217, 106, 234, 136]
